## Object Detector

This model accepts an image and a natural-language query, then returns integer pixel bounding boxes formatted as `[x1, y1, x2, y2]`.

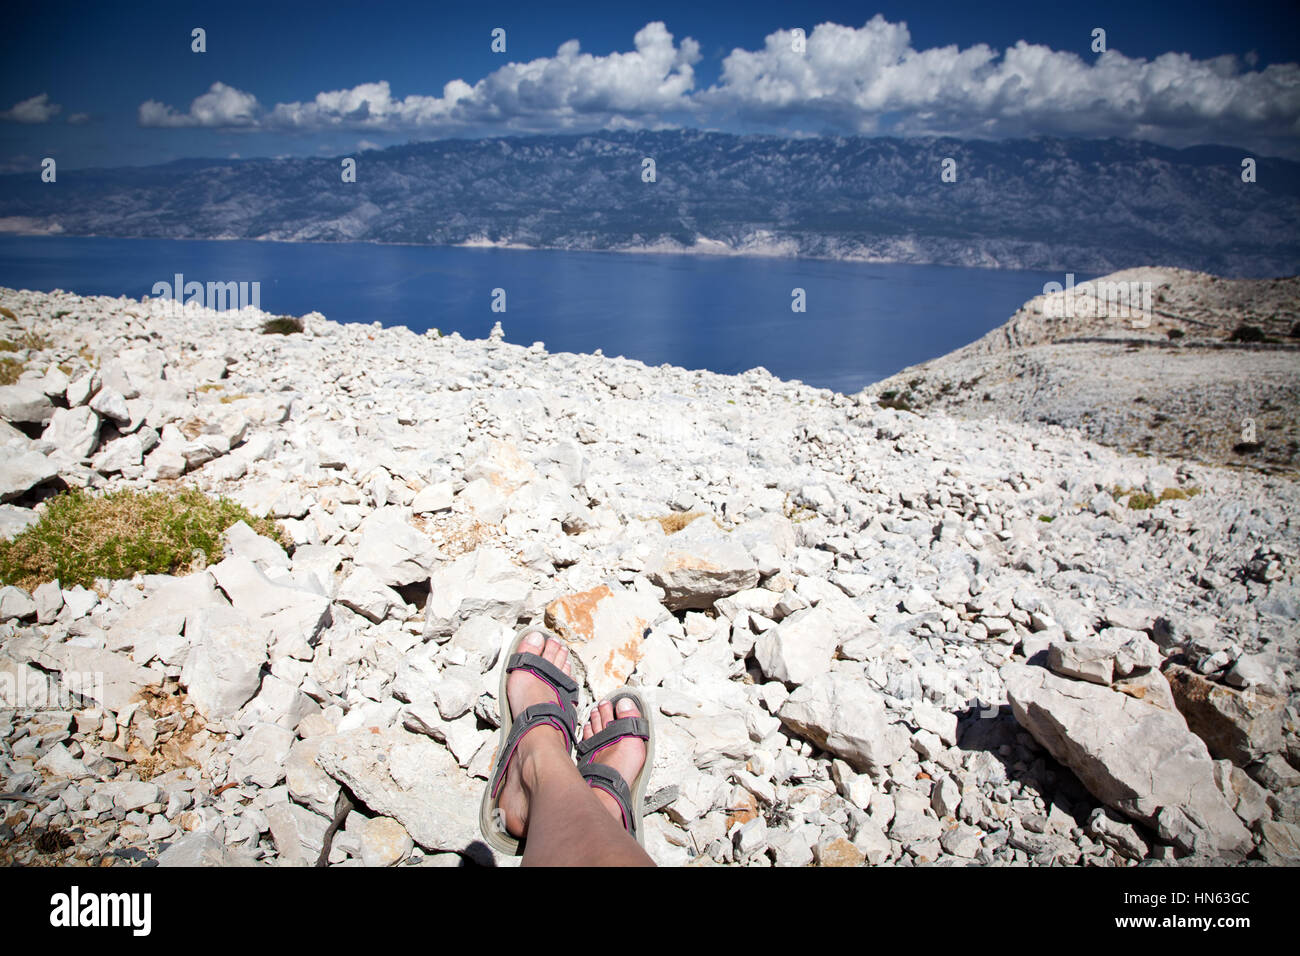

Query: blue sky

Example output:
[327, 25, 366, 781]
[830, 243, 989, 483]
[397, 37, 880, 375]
[3, 0, 1299, 169]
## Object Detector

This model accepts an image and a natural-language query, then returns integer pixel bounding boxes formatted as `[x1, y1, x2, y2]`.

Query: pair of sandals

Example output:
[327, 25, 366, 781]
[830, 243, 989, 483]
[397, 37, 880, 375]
[479, 625, 655, 856]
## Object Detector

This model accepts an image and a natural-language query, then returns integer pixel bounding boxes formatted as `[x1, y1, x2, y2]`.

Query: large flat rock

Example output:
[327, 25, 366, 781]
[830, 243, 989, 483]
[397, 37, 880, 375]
[645, 521, 759, 610]
[546, 584, 669, 698]
[778, 671, 911, 777]
[314, 726, 492, 861]
[0, 449, 57, 502]
[1005, 663, 1251, 857]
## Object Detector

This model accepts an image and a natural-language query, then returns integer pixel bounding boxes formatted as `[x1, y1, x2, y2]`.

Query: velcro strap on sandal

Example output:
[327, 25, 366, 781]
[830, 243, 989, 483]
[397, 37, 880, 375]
[581, 763, 637, 837]
[507, 652, 579, 721]
[575, 716, 650, 760]
[515, 702, 576, 749]
[507, 652, 579, 693]
[489, 702, 576, 799]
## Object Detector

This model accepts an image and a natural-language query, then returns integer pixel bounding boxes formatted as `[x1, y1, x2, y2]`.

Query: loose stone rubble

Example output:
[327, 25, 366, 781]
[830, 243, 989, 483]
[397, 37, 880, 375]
[0, 285, 1298, 867]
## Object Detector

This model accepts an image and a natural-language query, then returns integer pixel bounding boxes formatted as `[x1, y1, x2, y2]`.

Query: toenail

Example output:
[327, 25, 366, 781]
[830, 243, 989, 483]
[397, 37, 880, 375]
[520, 631, 544, 650]
[616, 697, 636, 715]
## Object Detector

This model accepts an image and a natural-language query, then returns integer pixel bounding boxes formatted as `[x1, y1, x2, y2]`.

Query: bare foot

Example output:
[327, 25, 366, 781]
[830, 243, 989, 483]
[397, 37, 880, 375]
[581, 696, 647, 826]
[496, 631, 573, 840]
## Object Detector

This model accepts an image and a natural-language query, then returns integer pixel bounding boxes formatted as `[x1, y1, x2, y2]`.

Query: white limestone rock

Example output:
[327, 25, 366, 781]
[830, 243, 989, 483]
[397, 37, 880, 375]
[754, 604, 839, 686]
[778, 672, 911, 777]
[1005, 663, 1251, 858]
[424, 546, 532, 639]
[228, 722, 296, 788]
[645, 520, 759, 610]
[0, 384, 54, 424]
[180, 605, 271, 719]
[0, 451, 57, 502]
[42, 406, 101, 461]
[336, 564, 407, 623]
[354, 507, 439, 587]
[0, 585, 37, 622]
[314, 726, 488, 858]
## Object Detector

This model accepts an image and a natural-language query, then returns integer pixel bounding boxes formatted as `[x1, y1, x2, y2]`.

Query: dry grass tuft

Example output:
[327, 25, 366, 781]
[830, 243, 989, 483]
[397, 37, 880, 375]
[0, 331, 53, 351]
[654, 510, 705, 534]
[413, 511, 503, 558]
[126, 686, 209, 779]
[0, 357, 22, 385]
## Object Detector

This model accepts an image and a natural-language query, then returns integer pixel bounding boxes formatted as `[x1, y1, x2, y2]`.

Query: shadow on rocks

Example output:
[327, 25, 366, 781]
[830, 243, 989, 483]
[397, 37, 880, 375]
[953, 701, 1094, 827]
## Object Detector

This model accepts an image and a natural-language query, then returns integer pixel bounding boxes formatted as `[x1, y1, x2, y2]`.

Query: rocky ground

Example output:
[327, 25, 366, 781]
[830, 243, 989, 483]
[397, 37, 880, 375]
[0, 283, 1298, 868]
[863, 267, 1300, 473]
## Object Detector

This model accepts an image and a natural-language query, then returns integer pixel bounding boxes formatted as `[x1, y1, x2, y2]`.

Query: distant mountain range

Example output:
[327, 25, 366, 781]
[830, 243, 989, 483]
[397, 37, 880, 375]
[2, 131, 1298, 276]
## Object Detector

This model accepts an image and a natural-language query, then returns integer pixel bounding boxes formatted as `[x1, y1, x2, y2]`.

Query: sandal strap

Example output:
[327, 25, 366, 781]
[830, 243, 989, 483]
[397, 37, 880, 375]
[575, 716, 650, 760]
[489, 702, 576, 800]
[581, 763, 637, 838]
[507, 651, 580, 726]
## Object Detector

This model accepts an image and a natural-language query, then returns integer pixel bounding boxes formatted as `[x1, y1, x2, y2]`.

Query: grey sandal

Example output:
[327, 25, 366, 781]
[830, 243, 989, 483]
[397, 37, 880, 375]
[576, 689, 655, 847]
[479, 625, 581, 856]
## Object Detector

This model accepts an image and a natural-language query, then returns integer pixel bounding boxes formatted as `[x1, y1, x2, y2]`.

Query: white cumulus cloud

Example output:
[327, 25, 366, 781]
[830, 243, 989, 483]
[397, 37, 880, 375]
[139, 82, 261, 127]
[702, 17, 1300, 149]
[132, 18, 1300, 153]
[1, 93, 62, 124]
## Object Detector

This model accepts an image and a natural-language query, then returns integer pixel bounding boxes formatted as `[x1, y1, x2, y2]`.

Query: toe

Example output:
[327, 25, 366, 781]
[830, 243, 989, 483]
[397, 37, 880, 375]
[518, 631, 545, 655]
[598, 700, 616, 725]
[554, 643, 570, 673]
[589, 704, 604, 734]
[615, 696, 640, 720]
[541, 637, 564, 666]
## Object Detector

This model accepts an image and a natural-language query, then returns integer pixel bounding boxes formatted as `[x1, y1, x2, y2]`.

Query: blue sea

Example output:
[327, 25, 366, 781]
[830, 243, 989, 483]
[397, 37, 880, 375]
[0, 236, 1075, 394]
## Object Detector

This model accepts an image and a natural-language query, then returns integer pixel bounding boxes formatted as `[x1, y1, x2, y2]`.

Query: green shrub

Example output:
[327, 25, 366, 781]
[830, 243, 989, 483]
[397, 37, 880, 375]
[1229, 324, 1266, 343]
[1115, 485, 1201, 511]
[878, 390, 914, 411]
[0, 488, 286, 591]
[261, 316, 303, 335]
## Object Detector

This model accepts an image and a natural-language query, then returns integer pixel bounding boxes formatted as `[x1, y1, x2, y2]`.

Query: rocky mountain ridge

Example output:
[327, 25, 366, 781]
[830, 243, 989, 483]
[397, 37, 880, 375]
[863, 267, 1300, 472]
[2, 132, 1298, 275]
